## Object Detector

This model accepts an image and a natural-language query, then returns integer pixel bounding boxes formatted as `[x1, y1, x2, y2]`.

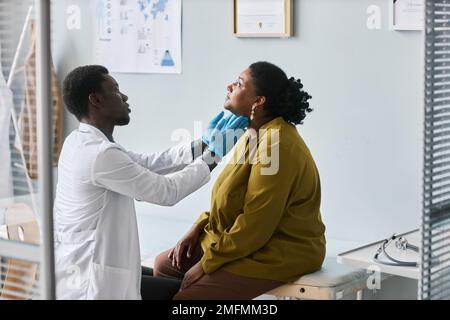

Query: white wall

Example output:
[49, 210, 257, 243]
[51, 0, 423, 245]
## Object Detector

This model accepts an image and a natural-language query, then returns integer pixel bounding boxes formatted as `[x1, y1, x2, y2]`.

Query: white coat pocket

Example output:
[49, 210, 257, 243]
[87, 262, 131, 300]
[54, 230, 96, 299]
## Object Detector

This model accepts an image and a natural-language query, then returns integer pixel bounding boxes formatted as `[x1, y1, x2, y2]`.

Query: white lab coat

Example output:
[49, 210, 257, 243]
[0, 61, 13, 199]
[53, 123, 210, 300]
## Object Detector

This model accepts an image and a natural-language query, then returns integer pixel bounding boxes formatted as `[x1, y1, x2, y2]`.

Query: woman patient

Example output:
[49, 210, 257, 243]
[153, 61, 326, 300]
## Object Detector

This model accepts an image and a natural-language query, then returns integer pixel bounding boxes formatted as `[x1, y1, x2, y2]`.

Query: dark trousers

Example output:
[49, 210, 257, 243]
[153, 245, 284, 300]
[140, 266, 181, 300]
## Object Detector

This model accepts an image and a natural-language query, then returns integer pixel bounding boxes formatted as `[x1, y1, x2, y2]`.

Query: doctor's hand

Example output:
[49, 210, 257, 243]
[181, 261, 205, 290]
[168, 224, 203, 270]
[202, 111, 249, 158]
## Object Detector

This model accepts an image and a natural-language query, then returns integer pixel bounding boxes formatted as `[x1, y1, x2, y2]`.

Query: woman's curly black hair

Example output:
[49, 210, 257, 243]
[248, 61, 313, 125]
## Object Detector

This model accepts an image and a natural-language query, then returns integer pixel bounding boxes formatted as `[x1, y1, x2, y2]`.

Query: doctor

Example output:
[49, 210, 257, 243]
[53, 65, 248, 300]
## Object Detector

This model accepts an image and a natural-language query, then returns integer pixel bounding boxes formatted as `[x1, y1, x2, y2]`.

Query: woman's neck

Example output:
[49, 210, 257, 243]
[248, 115, 276, 132]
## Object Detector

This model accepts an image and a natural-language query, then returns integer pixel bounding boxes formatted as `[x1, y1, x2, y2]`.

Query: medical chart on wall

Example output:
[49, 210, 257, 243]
[94, 0, 182, 74]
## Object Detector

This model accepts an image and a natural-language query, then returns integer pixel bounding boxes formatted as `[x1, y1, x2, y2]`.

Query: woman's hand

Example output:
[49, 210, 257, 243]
[168, 224, 203, 270]
[181, 261, 205, 290]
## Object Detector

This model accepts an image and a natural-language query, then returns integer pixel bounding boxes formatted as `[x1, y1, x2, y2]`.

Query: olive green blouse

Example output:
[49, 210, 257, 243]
[195, 117, 326, 283]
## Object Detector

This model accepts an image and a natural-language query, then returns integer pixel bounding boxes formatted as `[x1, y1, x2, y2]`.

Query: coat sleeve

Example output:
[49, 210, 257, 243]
[126, 143, 195, 175]
[92, 145, 210, 206]
[200, 144, 301, 274]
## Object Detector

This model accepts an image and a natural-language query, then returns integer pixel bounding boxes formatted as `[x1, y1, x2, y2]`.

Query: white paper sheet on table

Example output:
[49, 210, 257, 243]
[94, 0, 182, 74]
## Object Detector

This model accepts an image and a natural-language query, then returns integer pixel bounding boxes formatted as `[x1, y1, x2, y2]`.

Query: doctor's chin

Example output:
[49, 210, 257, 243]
[0, 0, 446, 313]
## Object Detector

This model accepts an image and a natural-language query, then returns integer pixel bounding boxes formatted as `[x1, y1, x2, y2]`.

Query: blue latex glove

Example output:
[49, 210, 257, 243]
[202, 111, 249, 157]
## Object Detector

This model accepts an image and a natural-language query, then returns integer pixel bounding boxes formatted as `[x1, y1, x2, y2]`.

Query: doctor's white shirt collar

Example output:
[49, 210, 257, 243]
[78, 122, 115, 143]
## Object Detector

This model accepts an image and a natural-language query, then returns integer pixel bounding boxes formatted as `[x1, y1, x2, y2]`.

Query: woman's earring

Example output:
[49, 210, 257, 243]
[250, 106, 256, 121]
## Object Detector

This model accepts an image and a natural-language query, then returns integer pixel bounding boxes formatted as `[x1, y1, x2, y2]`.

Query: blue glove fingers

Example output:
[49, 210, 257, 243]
[236, 116, 249, 128]
[204, 114, 248, 158]
[226, 116, 248, 129]
[203, 111, 225, 144]
[215, 117, 228, 130]
[209, 111, 225, 128]
[227, 116, 249, 129]
[224, 114, 238, 127]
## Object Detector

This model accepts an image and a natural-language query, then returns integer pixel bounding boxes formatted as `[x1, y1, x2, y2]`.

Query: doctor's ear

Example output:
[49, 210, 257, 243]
[88, 93, 102, 107]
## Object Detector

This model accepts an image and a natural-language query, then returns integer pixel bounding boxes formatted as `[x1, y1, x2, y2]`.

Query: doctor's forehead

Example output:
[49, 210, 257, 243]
[102, 74, 120, 89]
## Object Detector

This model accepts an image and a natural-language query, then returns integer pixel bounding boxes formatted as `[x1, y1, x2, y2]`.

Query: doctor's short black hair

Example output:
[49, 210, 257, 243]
[62, 65, 109, 120]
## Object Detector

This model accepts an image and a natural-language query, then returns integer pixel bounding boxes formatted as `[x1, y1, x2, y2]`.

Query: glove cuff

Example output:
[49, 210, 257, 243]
[201, 135, 210, 146]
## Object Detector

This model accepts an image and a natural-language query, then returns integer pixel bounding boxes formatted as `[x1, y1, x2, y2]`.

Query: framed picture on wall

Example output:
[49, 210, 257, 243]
[233, 0, 293, 38]
[390, 0, 424, 31]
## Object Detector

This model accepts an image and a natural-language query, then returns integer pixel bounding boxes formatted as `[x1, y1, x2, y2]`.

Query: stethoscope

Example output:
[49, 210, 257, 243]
[373, 234, 419, 267]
